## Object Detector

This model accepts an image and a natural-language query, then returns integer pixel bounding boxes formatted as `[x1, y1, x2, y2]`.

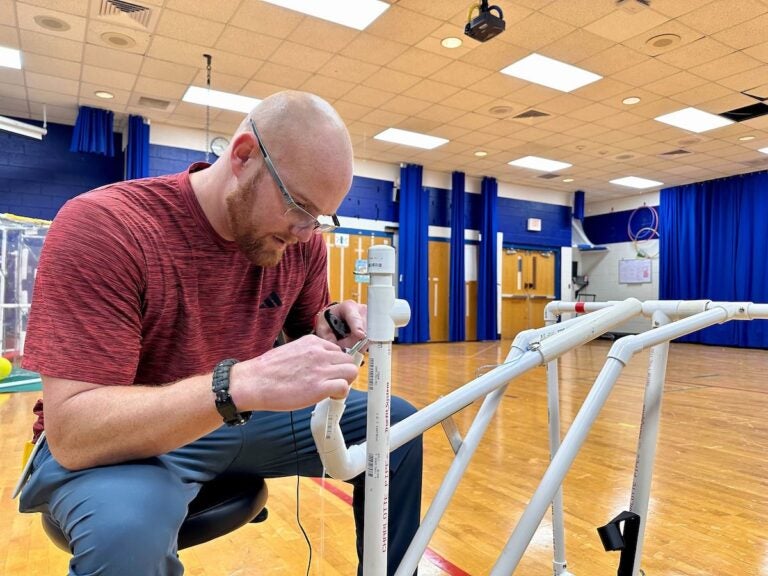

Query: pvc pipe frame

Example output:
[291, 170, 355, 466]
[313, 295, 768, 576]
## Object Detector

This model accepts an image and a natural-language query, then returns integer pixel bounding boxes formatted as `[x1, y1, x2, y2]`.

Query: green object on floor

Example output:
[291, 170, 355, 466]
[0, 367, 42, 393]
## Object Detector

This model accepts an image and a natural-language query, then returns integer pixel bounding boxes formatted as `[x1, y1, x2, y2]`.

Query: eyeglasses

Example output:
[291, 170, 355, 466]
[249, 119, 339, 234]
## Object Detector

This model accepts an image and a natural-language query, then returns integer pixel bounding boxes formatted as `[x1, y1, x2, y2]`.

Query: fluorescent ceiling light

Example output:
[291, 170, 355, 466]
[0, 116, 47, 140]
[0, 46, 22, 69]
[508, 155, 572, 172]
[261, 0, 389, 30]
[654, 107, 733, 133]
[374, 128, 448, 150]
[610, 176, 663, 189]
[759, 147, 768, 154]
[182, 86, 261, 113]
[500, 53, 602, 92]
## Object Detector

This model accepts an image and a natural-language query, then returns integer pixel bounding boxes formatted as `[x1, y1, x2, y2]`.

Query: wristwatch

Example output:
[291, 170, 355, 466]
[212, 359, 251, 426]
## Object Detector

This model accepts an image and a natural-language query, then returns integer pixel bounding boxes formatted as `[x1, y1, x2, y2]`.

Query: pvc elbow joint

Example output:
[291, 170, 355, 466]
[310, 398, 366, 480]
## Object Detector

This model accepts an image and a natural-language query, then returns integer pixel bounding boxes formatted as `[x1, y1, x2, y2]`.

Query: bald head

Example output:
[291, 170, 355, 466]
[236, 91, 354, 215]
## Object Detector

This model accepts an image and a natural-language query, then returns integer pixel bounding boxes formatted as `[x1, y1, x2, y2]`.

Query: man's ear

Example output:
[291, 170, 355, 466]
[229, 132, 257, 176]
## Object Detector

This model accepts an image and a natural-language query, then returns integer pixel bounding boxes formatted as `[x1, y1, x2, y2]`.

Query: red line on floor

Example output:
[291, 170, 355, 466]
[311, 478, 471, 576]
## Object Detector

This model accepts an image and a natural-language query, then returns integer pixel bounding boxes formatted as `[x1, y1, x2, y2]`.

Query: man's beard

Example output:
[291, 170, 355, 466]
[225, 173, 286, 267]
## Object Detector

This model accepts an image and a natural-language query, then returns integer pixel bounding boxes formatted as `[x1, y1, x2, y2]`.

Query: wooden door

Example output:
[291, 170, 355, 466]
[429, 240, 450, 342]
[324, 232, 391, 305]
[501, 249, 556, 338]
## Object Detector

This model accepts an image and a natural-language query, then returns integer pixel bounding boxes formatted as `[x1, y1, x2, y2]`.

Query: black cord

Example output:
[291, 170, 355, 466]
[289, 410, 313, 576]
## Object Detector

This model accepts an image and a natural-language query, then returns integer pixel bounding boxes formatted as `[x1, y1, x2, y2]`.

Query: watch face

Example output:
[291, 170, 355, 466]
[210, 136, 229, 157]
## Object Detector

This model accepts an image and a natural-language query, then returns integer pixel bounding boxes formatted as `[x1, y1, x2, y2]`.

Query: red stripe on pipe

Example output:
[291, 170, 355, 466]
[311, 478, 471, 576]
[575, 302, 585, 313]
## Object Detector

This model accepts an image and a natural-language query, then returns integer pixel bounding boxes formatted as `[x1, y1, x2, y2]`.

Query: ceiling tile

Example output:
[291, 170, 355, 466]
[717, 64, 768, 93]
[440, 90, 495, 114]
[388, 47, 452, 77]
[745, 40, 768, 64]
[365, 5, 443, 45]
[579, 44, 648, 76]
[340, 34, 409, 67]
[331, 100, 373, 123]
[155, 10, 225, 46]
[539, 29, 615, 64]
[142, 58, 197, 86]
[251, 62, 310, 90]
[25, 70, 77, 94]
[0, 67, 24, 85]
[16, 2, 85, 42]
[688, 51, 764, 81]
[713, 13, 768, 50]
[621, 18, 703, 57]
[0, 0, 16, 26]
[19, 28, 82, 61]
[656, 37, 734, 69]
[364, 67, 422, 94]
[286, 18, 358, 53]
[376, 95, 430, 118]
[343, 85, 395, 108]
[269, 41, 333, 73]
[165, 0, 241, 23]
[678, 0, 768, 35]
[214, 26, 282, 61]
[22, 52, 79, 80]
[584, 8, 669, 43]
[540, 0, 618, 27]
[231, 1, 303, 38]
[403, 78, 460, 102]
[300, 74, 355, 101]
[429, 60, 492, 89]
[317, 55, 379, 84]
[501, 11, 575, 51]
[81, 64, 135, 91]
[645, 71, 708, 97]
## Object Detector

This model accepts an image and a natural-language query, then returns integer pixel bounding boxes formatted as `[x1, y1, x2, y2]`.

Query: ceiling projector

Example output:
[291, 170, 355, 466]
[464, 1, 505, 42]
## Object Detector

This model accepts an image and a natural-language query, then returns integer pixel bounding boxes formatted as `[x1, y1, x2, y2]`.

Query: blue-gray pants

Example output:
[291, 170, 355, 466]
[19, 389, 422, 575]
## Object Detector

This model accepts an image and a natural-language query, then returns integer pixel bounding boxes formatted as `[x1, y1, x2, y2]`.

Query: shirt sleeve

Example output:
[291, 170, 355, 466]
[282, 234, 330, 339]
[22, 196, 146, 385]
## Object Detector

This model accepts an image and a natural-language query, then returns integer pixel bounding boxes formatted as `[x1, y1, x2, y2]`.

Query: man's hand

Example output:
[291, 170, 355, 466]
[315, 300, 367, 351]
[231, 334, 360, 411]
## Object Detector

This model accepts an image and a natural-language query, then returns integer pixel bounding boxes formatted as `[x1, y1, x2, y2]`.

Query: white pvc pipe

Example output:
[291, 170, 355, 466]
[491, 306, 732, 575]
[629, 309, 670, 576]
[363, 244, 410, 576]
[311, 398, 366, 480]
[365, 339, 391, 576]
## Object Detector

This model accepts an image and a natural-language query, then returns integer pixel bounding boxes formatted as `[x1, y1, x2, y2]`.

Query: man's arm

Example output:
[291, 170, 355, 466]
[43, 334, 359, 470]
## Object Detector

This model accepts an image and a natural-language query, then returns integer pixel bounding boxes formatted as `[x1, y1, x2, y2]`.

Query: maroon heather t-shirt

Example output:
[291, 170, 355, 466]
[23, 163, 329, 439]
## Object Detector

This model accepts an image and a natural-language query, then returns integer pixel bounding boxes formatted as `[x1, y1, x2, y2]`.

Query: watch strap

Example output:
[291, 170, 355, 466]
[212, 358, 251, 426]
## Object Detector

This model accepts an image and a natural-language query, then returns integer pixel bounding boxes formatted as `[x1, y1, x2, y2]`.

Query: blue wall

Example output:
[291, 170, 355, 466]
[0, 119, 124, 220]
[6, 138, 571, 250]
[583, 206, 659, 245]
[148, 143, 206, 177]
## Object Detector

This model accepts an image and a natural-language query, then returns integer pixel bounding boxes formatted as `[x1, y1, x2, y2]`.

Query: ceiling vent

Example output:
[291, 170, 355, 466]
[138, 96, 170, 110]
[659, 149, 692, 156]
[719, 102, 768, 123]
[99, 0, 152, 28]
[537, 173, 561, 180]
[513, 109, 550, 120]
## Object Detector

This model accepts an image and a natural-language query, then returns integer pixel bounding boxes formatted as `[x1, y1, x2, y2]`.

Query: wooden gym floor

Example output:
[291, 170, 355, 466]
[1, 339, 766, 575]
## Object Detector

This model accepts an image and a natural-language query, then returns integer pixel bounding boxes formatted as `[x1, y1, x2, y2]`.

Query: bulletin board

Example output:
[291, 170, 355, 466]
[618, 258, 652, 284]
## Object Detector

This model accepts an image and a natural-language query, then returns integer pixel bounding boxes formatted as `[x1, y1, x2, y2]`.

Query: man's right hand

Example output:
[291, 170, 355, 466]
[230, 334, 360, 411]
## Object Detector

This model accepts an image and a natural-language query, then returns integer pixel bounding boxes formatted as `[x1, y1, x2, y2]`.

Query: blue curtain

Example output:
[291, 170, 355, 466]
[477, 176, 498, 341]
[449, 171, 466, 342]
[126, 115, 150, 179]
[397, 164, 430, 343]
[70, 106, 115, 156]
[660, 171, 768, 348]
